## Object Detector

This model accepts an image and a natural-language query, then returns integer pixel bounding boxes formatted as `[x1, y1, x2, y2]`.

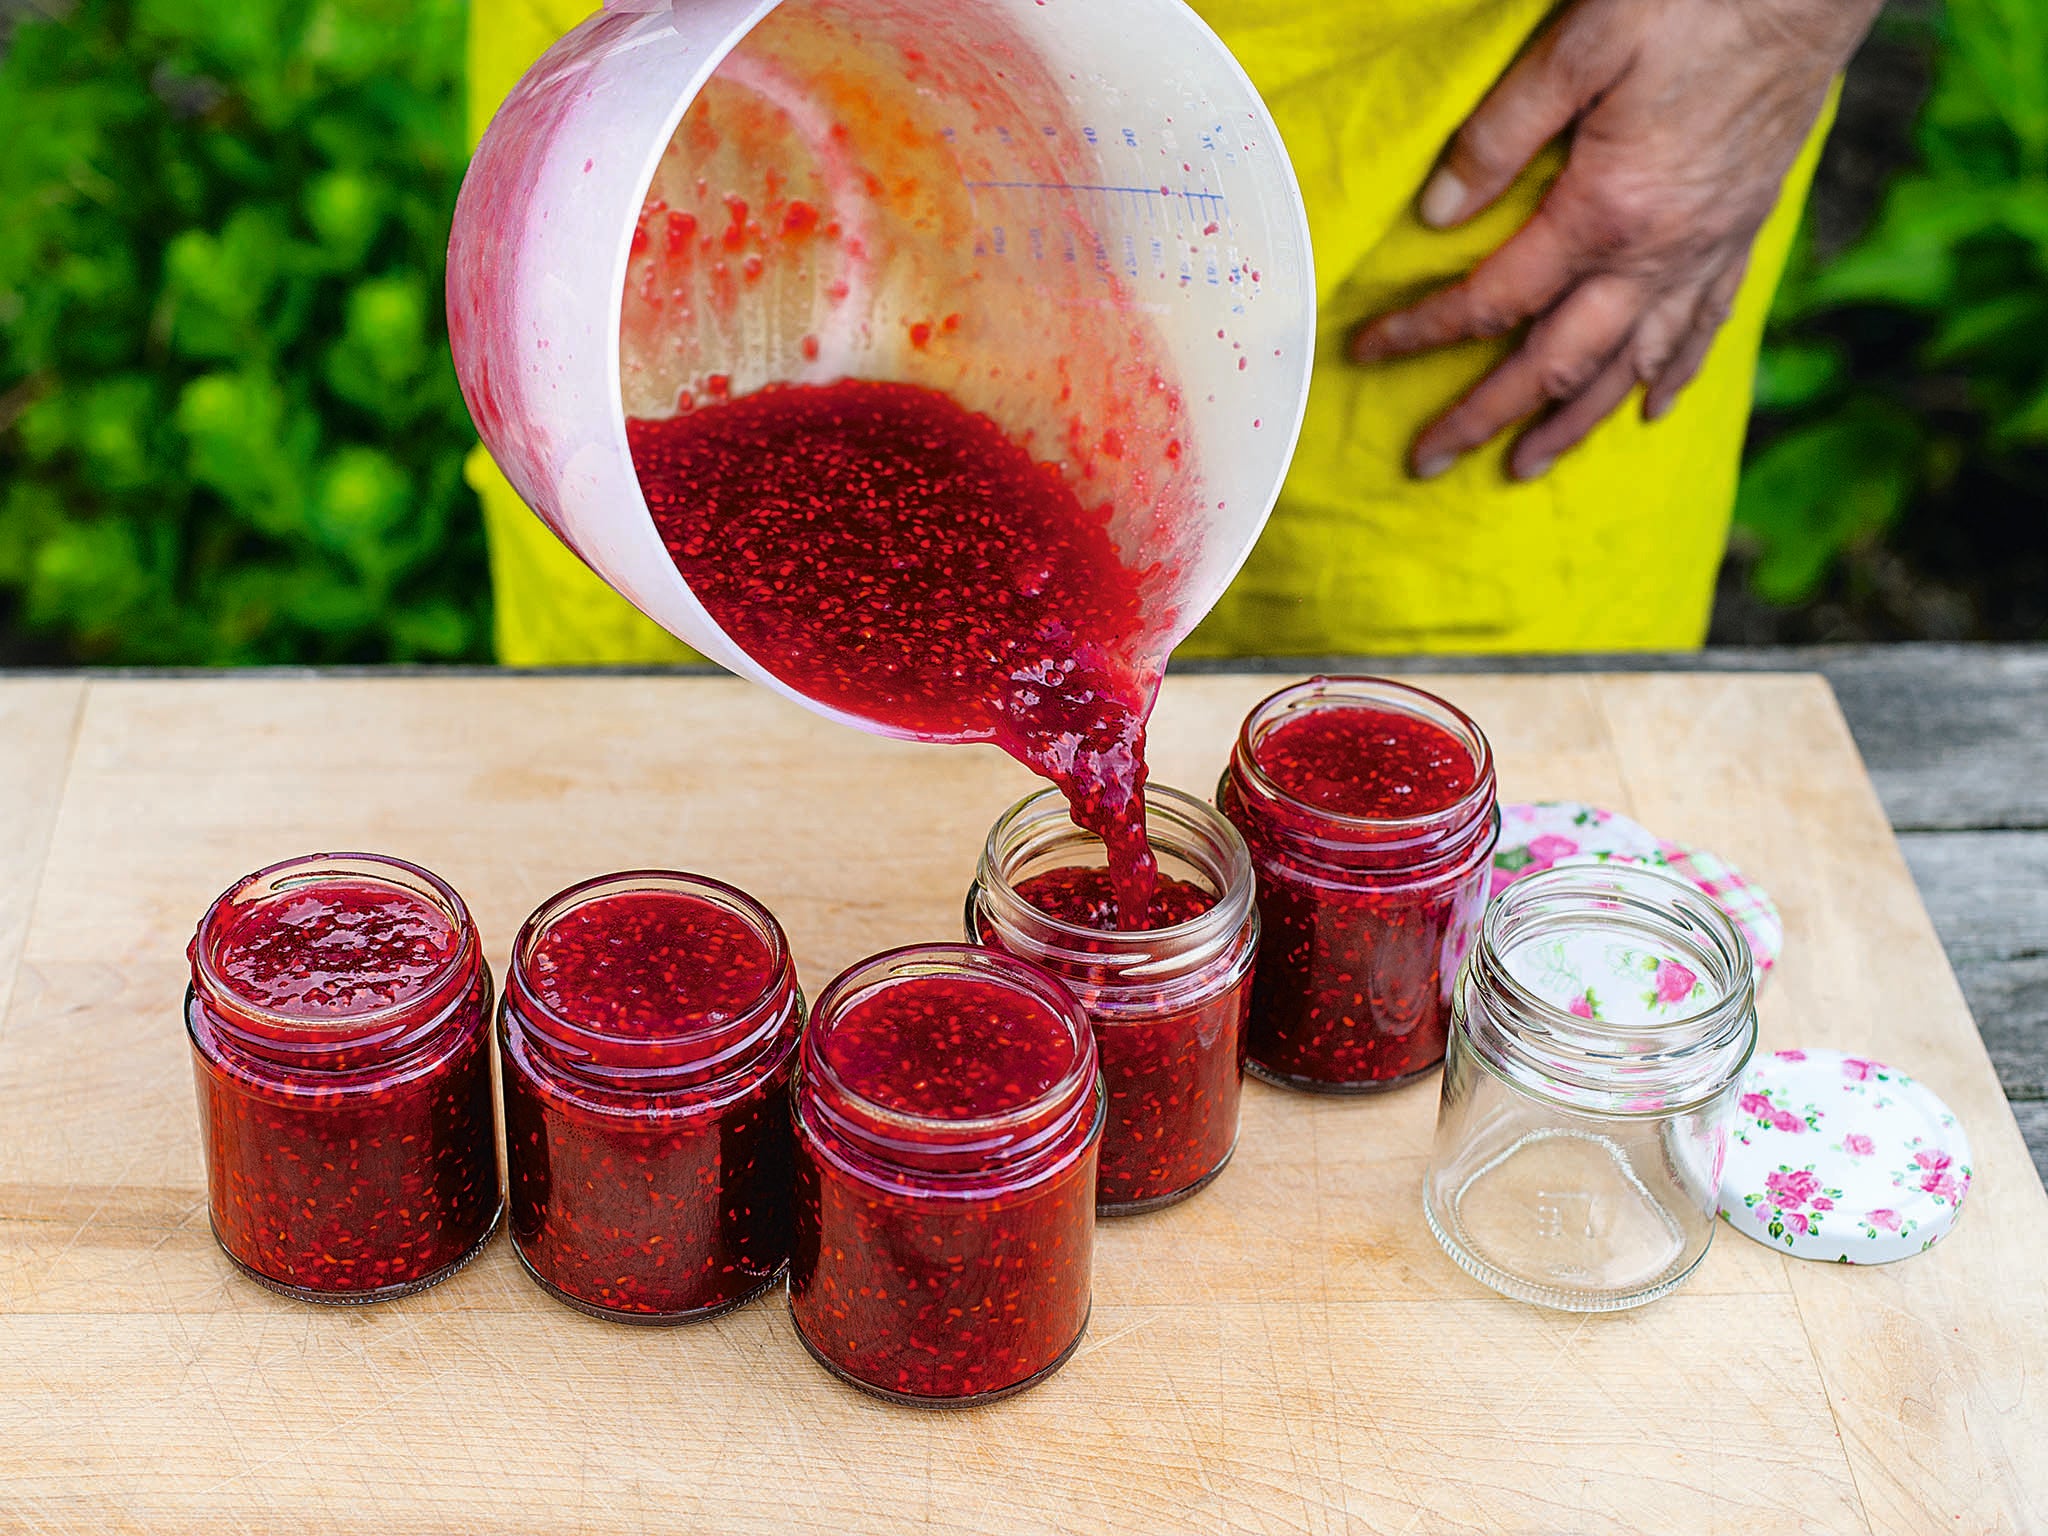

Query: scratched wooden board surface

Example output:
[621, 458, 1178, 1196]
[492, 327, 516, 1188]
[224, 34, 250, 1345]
[0, 674, 2041, 1536]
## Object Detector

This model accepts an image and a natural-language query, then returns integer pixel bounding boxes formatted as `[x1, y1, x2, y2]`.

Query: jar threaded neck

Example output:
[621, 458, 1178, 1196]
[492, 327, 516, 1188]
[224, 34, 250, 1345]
[1459, 863, 1758, 1114]
[797, 945, 1103, 1183]
[968, 785, 1256, 1013]
[502, 871, 801, 1097]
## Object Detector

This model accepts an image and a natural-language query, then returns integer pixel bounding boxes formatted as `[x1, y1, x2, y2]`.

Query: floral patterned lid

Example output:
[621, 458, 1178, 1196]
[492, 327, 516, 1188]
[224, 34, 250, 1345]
[1493, 801, 1783, 974]
[1490, 802, 1667, 897]
[1718, 1048, 1972, 1264]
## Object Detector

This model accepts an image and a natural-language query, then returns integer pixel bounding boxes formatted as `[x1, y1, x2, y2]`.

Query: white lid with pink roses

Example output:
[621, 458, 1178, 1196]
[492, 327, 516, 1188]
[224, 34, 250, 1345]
[1717, 1047, 1971, 1264]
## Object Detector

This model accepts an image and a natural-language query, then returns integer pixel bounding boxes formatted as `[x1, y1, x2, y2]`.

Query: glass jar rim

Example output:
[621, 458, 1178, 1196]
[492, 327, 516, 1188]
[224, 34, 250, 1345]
[190, 851, 480, 1036]
[973, 784, 1255, 949]
[505, 869, 796, 1054]
[803, 943, 1099, 1137]
[1464, 861, 1758, 1109]
[1232, 675, 1498, 834]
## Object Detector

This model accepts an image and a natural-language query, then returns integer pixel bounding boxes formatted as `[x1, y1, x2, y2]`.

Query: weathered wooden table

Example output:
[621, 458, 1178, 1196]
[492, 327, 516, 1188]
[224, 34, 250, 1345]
[1, 665, 2043, 1534]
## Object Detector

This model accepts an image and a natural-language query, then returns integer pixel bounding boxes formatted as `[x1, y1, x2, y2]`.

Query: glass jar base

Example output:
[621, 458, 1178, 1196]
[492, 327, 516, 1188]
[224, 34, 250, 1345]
[1423, 1180, 1710, 1312]
[1246, 1057, 1442, 1097]
[789, 1303, 1091, 1409]
[212, 1205, 503, 1306]
[1097, 1142, 1236, 1217]
[513, 1243, 787, 1325]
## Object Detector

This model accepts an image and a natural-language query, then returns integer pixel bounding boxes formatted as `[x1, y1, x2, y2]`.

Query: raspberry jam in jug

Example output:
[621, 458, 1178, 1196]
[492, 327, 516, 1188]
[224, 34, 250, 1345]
[969, 787, 1257, 1213]
[185, 854, 500, 1302]
[1219, 678, 1501, 1093]
[631, 378, 1166, 923]
[789, 945, 1102, 1406]
[499, 873, 803, 1323]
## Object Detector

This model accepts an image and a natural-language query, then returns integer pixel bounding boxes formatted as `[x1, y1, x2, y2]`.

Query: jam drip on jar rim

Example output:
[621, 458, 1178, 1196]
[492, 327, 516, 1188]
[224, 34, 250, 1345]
[968, 785, 1258, 1215]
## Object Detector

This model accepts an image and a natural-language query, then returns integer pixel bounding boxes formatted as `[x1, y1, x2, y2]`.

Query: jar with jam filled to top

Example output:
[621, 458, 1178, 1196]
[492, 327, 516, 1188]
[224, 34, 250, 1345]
[789, 945, 1103, 1406]
[1219, 677, 1501, 1093]
[499, 871, 804, 1322]
[186, 853, 501, 1302]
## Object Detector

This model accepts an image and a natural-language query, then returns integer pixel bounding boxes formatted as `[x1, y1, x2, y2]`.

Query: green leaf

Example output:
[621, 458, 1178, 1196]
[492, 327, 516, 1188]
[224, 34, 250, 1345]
[74, 375, 166, 493]
[0, 482, 67, 587]
[162, 207, 295, 361]
[1944, 0, 2048, 169]
[174, 369, 315, 536]
[1925, 290, 2048, 364]
[303, 169, 388, 266]
[26, 515, 154, 640]
[1735, 406, 1920, 604]
[323, 273, 430, 417]
[1800, 177, 2011, 311]
[1753, 343, 1845, 412]
[311, 446, 409, 571]
[2000, 378, 2048, 443]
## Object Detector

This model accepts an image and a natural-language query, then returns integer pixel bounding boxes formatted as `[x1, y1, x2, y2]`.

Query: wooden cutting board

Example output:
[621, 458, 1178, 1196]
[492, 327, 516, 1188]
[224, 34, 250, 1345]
[0, 672, 2042, 1535]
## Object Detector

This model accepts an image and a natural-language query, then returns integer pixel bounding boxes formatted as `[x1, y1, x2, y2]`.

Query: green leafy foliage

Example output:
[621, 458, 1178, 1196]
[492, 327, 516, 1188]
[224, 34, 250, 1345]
[0, 0, 487, 663]
[1737, 4, 2048, 622]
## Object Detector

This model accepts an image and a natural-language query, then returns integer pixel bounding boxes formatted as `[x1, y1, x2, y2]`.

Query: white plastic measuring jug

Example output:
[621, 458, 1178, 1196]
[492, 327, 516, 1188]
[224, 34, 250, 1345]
[448, 0, 1314, 739]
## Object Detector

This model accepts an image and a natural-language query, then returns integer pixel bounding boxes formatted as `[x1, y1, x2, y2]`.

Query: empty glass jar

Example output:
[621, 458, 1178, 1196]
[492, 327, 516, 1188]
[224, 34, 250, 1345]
[1423, 862, 1758, 1311]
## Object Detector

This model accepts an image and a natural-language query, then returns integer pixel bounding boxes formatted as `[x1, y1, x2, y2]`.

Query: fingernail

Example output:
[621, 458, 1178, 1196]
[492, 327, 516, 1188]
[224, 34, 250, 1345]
[1644, 392, 1672, 422]
[1350, 329, 1383, 363]
[1415, 453, 1455, 481]
[1419, 170, 1468, 229]
[1517, 454, 1554, 481]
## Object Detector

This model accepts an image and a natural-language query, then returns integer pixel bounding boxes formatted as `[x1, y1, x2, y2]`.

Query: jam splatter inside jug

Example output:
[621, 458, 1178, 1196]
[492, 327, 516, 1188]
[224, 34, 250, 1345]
[630, 378, 1164, 923]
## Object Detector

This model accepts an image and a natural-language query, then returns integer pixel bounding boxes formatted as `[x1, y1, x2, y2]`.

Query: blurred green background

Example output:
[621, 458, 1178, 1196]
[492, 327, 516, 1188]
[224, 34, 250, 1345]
[0, 0, 2042, 665]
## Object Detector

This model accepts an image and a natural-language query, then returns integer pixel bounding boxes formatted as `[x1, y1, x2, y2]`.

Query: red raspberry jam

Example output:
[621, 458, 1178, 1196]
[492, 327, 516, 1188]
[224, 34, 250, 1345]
[969, 787, 1257, 1214]
[630, 379, 1163, 924]
[789, 945, 1102, 1406]
[1219, 678, 1500, 1094]
[499, 873, 803, 1323]
[185, 855, 500, 1302]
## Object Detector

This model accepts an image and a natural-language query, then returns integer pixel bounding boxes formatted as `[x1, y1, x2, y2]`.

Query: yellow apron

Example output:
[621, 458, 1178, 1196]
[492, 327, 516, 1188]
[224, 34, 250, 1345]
[466, 0, 1832, 663]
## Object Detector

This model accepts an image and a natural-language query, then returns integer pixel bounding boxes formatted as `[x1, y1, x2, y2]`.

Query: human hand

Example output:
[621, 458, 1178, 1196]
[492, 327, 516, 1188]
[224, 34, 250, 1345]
[1349, 0, 1882, 481]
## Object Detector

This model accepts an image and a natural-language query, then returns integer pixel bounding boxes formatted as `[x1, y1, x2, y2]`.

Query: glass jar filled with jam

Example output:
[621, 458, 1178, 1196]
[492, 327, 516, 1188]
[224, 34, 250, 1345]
[499, 872, 804, 1323]
[1424, 862, 1758, 1310]
[967, 786, 1256, 1214]
[1219, 677, 1500, 1093]
[789, 944, 1103, 1406]
[186, 853, 501, 1302]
